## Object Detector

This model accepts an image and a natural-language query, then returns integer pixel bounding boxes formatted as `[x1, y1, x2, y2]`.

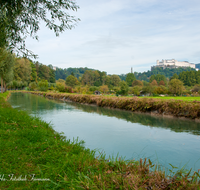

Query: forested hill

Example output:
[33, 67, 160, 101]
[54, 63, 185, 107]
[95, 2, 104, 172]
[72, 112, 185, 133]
[55, 67, 95, 80]
[131, 67, 196, 82]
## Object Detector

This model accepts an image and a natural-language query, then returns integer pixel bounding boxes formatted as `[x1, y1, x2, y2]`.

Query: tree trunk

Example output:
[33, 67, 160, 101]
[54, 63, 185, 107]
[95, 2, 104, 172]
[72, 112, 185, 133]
[1, 77, 3, 93]
[4, 81, 6, 92]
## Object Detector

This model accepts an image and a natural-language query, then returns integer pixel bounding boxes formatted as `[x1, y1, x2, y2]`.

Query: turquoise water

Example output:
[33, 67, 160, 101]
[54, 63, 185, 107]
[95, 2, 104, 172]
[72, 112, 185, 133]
[8, 92, 200, 173]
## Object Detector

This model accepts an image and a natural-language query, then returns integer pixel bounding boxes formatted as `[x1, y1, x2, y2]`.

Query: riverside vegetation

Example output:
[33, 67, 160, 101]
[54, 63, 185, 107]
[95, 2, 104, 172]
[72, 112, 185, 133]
[26, 91, 200, 120]
[1, 93, 200, 189]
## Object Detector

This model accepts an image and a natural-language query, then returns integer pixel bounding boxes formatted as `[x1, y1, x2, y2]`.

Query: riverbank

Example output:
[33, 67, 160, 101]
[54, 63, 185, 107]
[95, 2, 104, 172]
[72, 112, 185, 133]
[1, 92, 200, 189]
[25, 91, 200, 121]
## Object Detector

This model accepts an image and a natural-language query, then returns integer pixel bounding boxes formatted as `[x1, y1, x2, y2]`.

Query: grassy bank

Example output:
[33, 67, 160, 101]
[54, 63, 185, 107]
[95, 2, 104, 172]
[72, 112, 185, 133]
[27, 91, 200, 120]
[139, 96, 200, 101]
[1, 92, 200, 189]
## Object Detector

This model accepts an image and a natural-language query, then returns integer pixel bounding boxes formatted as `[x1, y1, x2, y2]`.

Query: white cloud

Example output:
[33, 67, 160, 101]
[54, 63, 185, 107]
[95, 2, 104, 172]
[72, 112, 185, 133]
[25, 0, 200, 74]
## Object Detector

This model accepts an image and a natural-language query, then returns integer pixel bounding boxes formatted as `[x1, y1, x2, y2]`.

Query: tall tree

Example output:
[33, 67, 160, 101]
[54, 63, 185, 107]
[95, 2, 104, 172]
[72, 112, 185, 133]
[65, 75, 79, 88]
[0, 0, 80, 56]
[14, 57, 32, 82]
[30, 61, 37, 82]
[169, 79, 184, 95]
[126, 73, 136, 86]
[48, 64, 56, 83]
[0, 48, 15, 93]
[110, 75, 121, 86]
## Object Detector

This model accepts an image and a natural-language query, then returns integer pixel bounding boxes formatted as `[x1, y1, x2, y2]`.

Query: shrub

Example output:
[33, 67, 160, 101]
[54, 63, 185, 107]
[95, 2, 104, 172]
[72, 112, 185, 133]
[65, 86, 73, 93]
[131, 86, 141, 96]
[29, 82, 37, 91]
[99, 85, 109, 94]
[38, 80, 48, 92]
[153, 85, 168, 94]
[65, 75, 79, 87]
[56, 82, 65, 92]
[89, 86, 98, 92]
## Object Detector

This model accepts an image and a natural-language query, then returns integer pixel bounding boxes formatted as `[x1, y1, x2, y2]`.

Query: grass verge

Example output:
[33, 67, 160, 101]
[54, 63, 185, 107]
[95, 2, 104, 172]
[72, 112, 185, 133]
[1, 92, 200, 189]
[139, 96, 200, 101]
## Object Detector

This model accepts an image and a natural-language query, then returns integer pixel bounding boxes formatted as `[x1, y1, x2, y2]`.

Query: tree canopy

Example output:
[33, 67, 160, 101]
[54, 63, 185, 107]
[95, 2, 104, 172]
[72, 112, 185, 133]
[126, 73, 136, 86]
[0, 0, 80, 56]
[0, 48, 15, 92]
[65, 75, 79, 88]
[169, 79, 184, 95]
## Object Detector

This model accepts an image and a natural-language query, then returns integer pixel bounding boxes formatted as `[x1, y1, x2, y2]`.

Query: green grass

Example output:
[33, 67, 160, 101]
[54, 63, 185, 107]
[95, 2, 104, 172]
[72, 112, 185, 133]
[139, 96, 200, 101]
[0, 92, 200, 189]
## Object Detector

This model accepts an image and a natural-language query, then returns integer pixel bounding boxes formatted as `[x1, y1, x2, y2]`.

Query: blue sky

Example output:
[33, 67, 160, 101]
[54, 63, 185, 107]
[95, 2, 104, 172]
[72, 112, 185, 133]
[26, 0, 200, 74]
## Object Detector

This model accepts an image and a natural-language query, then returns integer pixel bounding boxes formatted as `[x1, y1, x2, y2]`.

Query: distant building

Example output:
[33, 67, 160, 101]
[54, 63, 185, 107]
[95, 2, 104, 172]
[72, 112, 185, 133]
[151, 59, 196, 71]
[94, 90, 101, 95]
[53, 66, 57, 71]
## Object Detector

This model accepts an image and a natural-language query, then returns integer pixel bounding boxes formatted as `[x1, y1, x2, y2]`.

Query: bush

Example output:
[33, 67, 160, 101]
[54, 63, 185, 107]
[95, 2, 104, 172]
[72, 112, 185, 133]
[56, 82, 65, 92]
[89, 86, 98, 92]
[29, 82, 37, 91]
[99, 85, 109, 94]
[38, 80, 48, 92]
[65, 86, 73, 93]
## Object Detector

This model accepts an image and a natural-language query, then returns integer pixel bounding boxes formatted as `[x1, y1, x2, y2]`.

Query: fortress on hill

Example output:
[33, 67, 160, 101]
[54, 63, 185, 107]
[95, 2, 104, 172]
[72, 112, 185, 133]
[151, 59, 196, 70]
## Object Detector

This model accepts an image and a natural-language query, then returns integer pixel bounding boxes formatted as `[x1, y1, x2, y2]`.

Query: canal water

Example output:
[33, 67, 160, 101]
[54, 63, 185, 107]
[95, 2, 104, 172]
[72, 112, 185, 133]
[8, 92, 200, 173]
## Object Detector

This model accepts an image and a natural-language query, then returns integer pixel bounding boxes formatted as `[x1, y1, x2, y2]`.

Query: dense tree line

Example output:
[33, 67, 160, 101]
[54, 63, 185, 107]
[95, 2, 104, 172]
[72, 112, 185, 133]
[172, 70, 200, 86]
[133, 67, 195, 82]
[55, 67, 96, 80]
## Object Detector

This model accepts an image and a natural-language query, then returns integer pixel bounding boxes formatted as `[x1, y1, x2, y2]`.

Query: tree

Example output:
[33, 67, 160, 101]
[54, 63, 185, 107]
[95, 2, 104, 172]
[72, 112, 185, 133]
[150, 80, 158, 86]
[0, 0, 80, 56]
[126, 73, 136, 86]
[14, 57, 32, 83]
[48, 65, 56, 83]
[110, 75, 121, 86]
[149, 75, 155, 83]
[159, 80, 165, 86]
[65, 75, 79, 88]
[56, 82, 66, 92]
[30, 61, 37, 82]
[118, 81, 129, 95]
[0, 48, 15, 93]
[169, 79, 184, 95]
[29, 82, 37, 91]
[38, 80, 48, 92]
[153, 86, 168, 94]
[131, 86, 141, 96]
[99, 85, 109, 94]
[132, 80, 143, 87]
[170, 73, 179, 81]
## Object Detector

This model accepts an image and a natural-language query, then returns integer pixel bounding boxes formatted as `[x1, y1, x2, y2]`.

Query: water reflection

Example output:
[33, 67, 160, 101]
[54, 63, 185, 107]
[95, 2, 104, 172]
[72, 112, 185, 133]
[65, 101, 200, 136]
[9, 92, 200, 135]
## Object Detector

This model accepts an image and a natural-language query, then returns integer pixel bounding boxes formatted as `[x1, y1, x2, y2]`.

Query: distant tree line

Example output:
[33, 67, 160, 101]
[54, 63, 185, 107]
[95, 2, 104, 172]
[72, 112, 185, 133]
[129, 67, 196, 82]
[55, 67, 96, 80]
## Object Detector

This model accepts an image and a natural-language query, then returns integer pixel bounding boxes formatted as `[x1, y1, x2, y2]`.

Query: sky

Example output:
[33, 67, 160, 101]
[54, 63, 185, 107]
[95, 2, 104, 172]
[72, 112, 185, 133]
[26, 0, 200, 75]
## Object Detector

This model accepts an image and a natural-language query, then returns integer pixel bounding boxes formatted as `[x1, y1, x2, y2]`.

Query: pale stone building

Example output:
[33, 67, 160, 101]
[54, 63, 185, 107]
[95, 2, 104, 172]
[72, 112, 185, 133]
[151, 59, 196, 70]
[156, 59, 195, 68]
